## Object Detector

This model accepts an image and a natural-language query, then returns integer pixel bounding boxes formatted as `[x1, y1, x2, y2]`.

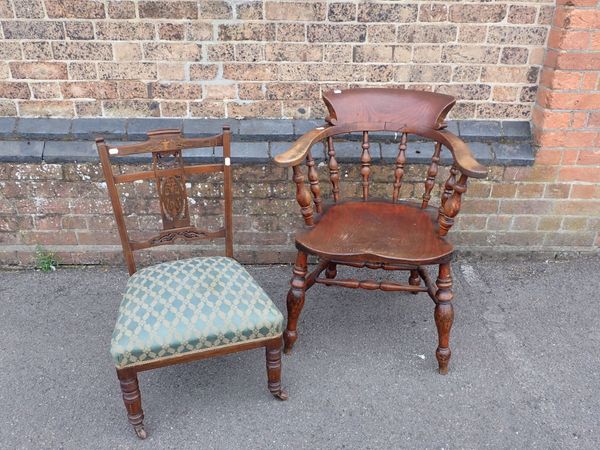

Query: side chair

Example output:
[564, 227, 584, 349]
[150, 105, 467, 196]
[274, 88, 487, 374]
[96, 127, 287, 439]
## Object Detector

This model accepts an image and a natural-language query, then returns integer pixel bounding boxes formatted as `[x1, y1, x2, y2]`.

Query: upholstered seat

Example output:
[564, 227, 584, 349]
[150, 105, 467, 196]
[111, 256, 284, 368]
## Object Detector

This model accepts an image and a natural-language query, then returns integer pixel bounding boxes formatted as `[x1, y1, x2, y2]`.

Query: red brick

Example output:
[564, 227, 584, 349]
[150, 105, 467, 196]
[559, 167, 600, 182]
[556, 52, 600, 70]
[534, 149, 563, 165]
[537, 131, 598, 148]
[547, 29, 591, 50]
[503, 166, 558, 182]
[554, 200, 600, 216]
[21, 230, 78, 245]
[570, 185, 600, 199]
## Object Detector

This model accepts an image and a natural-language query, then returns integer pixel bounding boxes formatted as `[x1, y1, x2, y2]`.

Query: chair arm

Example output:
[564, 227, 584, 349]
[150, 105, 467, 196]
[436, 130, 487, 179]
[273, 126, 331, 167]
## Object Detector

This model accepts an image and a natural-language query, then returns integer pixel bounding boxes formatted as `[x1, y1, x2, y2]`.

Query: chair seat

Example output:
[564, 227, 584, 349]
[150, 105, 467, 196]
[111, 256, 284, 368]
[295, 200, 454, 265]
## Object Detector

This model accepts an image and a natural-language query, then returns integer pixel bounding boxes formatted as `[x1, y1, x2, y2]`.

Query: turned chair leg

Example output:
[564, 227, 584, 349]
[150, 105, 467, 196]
[434, 263, 454, 375]
[409, 269, 420, 295]
[284, 250, 308, 354]
[266, 339, 288, 401]
[117, 369, 146, 439]
[325, 262, 337, 279]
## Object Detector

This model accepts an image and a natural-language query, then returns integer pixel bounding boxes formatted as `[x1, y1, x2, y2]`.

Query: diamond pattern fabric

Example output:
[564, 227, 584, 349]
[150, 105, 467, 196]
[111, 256, 283, 368]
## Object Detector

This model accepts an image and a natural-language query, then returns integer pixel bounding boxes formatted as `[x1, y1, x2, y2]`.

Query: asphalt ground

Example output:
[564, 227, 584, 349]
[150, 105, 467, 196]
[1, 256, 599, 449]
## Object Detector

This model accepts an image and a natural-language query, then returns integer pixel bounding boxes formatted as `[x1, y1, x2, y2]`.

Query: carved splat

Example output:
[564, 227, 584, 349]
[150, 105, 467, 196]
[392, 132, 407, 203]
[306, 151, 322, 214]
[438, 173, 468, 236]
[293, 165, 314, 226]
[152, 150, 190, 230]
[422, 142, 442, 209]
[327, 137, 340, 202]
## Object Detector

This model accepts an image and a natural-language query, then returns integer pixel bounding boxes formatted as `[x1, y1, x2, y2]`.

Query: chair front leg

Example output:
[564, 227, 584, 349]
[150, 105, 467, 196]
[116, 369, 146, 439]
[284, 250, 308, 354]
[434, 263, 454, 375]
[266, 339, 288, 400]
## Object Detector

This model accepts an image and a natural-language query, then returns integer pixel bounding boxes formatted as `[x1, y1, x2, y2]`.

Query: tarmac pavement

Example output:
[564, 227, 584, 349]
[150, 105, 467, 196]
[0, 256, 599, 449]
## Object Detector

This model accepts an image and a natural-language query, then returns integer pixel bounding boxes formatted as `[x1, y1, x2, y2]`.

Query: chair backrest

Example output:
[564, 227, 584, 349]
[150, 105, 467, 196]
[312, 88, 468, 207]
[96, 127, 233, 275]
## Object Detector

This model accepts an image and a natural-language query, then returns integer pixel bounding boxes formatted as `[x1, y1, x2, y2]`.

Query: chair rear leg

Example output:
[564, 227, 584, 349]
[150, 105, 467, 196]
[409, 269, 420, 294]
[266, 339, 288, 400]
[325, 262, 337, 279]
[116, 369, 147, 439]
[434, 262, 454, 375]
[284, 250, 308, 354]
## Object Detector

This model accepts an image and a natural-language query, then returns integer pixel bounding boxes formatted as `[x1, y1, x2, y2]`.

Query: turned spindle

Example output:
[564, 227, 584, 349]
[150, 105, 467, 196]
[392, 133, 407, 203]
[360, 131, 371, 201]
[422, 142, 441, 209]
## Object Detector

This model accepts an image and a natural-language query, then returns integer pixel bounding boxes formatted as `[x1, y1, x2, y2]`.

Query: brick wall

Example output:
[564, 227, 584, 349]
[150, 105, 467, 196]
[0, 0, 552, 120]
[2, 0, 600, 266]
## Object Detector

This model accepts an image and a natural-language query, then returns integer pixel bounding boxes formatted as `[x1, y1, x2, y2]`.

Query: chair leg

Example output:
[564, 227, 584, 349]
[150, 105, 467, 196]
[284, 250, 308, 354]
[434, 263, 454, 375]
[325, 262, 337, 279]
[409, 269, 420, 294]
[116, 369, 147, 439]
[266, 339, 288, 401]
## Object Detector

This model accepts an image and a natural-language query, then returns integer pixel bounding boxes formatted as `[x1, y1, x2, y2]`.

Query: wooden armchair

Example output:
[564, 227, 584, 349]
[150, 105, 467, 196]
[274, 88, 487, 374]
[96, 128, 287, 439]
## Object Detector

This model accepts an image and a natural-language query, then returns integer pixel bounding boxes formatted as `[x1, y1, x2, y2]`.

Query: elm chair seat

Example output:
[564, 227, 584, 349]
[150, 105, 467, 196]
[295, 201, 454, 266]
[111, 256, 284, 368]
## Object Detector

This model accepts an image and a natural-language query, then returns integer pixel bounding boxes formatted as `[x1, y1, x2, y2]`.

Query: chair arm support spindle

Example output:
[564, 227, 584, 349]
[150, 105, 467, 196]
[306, 152, 323, 214]
[438, 173, 469, 237]
[293, 165, 315, 226]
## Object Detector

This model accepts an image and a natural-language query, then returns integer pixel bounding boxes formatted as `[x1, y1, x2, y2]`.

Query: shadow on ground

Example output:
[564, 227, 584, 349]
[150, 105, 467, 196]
[0, 256, 599, 448]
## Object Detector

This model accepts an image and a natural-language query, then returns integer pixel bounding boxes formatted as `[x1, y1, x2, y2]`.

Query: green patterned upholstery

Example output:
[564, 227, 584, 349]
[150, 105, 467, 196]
[111, 256, 284, 368]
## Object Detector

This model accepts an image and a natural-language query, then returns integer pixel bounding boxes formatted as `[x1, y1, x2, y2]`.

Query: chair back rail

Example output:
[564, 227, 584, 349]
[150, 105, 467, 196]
[96, 127, 233, 275]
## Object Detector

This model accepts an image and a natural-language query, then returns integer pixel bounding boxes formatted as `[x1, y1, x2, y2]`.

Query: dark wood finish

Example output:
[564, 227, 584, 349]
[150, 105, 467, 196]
[266, 340, 288, 401]
[306, 151, 323, 214]
[292, 165, 314, 226]
[295, 201, 453, 265]
[97, 127, 286, 439]
[422, 142, 441, 209]
[392, 133, 407, 203]
[283, 250, 308, 353]
[434, 263, 454, 375]
[274, 88, 487, 375]
[322, 87, 455, 130]
[360, 131, 371, 200]
[325, 262, 337, 279]
[117, 371, 146, 439]
[327, 137, 340, 202]
[96, 128, 235, 275]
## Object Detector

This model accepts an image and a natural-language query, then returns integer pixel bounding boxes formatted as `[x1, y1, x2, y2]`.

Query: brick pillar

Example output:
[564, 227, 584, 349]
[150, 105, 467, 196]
[532, 0, 600, 246]
[533, 0, 600, 165]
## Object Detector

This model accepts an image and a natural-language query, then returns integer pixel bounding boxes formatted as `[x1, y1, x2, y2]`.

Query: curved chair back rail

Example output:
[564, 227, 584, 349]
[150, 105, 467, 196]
[96, 127, 234, 275]
[322, 87, 456, 130]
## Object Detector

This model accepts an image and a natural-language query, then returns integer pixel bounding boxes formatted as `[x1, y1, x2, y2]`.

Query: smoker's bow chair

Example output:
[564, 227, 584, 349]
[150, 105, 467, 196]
[274, 88, 487, 374]
[97, 128, 286, 439]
